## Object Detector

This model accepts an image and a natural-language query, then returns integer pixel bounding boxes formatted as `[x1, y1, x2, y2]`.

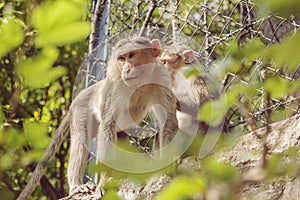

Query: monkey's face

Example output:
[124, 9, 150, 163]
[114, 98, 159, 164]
[160, 51, 185, 71]
[118, 49, 156, 86]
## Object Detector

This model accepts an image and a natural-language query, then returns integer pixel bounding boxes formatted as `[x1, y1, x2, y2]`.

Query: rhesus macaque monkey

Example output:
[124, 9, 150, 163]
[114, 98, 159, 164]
[160, 45, 210, 133]
[160, 46, 210, 107]
[160, 45, 229, 133]
[18, 37, 178, 199]
[68, 37, 178, 194]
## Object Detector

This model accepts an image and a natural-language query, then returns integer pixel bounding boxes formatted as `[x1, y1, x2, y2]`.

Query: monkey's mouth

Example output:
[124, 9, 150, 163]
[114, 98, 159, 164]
[124, 76, 138, 81]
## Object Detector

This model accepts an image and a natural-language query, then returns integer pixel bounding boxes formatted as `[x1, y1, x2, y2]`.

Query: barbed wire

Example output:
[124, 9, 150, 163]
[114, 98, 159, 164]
[82, 0, 299, 135]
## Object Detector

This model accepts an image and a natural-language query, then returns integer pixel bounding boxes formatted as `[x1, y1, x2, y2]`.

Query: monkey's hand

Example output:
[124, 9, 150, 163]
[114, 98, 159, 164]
[94, 172, 108, 199]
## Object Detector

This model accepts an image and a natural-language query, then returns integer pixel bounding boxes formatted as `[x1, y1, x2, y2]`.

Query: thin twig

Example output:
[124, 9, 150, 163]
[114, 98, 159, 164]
[139, 0, 157, 37]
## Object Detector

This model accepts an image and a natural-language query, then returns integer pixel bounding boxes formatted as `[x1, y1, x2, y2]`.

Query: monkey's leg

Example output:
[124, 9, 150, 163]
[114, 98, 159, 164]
[67, 112, 91, 194]
[94, 109, 118, 197]
[160, 92, 178, 144]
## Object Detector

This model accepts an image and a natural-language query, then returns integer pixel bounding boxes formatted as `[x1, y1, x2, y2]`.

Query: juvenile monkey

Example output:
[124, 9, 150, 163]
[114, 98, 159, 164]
[160, 46, 210, 106]
[160, 45, 229, 133]
[160, 46, 210, 133]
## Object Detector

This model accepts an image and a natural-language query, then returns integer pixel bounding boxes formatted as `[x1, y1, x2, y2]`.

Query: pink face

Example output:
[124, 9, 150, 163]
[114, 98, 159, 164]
[118, 40, 161, 85]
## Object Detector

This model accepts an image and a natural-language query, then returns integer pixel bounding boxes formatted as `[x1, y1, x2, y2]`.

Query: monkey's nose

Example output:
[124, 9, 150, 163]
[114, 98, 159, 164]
[124, 66, 132, 74]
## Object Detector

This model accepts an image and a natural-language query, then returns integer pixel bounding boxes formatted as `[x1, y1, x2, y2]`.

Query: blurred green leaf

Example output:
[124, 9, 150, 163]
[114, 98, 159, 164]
[199, 93, 236, 127]
[0, 18, 24, 57]
[0, 188, 14, 200]
[229, 84, 260, 98]
[156, 176, 206, 200]
[0, 154, 14, 169]
[243, 39, 265, 60]
[0, 3, 5, 10]
[21, 150, 44, 165]
[227, 39, 265, 61]
[204, 159, 239, 184]
[103, 178, 120, 190]
[102, 189, 120, 200]
[23, 120, 49, 149]
[266, 153, 284, 178]
[264, 77, 290, 99]
[0, 106, 4, 126]
[254, 0, 300, 17]
[182, 64, 204, 78]
[16, 47, 67, 88]
[287, 147, 299, 158]
[6, 128, 26, 148]
[35, 22, 91, 47]
[199, 99, 226, 127]
[264, 32, 300, 70]
[213, 58, 235, 76]
[32, 0, 91, 47]
[33, 1, 83, 31]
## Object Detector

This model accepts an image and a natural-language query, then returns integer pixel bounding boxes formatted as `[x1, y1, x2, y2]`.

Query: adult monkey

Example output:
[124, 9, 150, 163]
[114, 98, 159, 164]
[18, 37, 179, 199]
[90, 37, 179, 195]
[68, 37, 179, 194]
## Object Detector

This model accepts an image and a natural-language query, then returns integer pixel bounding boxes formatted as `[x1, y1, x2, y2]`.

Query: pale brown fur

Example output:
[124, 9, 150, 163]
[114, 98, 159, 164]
[161, 45, 229, 133]
[70, 37, 178, 195]
[160, 45, 210, 133]
[19, 38, 179, 199]
[96, 37, 178, 157]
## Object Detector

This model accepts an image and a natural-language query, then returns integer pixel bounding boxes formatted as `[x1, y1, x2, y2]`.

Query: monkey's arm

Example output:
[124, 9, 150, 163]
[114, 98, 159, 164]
[17, 112, 70, 200]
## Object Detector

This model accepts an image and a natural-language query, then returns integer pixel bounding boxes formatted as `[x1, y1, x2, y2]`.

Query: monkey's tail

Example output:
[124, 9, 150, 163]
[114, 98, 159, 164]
[17, 112, 70, 200]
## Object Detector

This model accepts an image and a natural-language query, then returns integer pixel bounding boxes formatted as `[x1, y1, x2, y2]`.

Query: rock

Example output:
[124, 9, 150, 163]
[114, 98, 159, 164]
[60, 114, 300, 199]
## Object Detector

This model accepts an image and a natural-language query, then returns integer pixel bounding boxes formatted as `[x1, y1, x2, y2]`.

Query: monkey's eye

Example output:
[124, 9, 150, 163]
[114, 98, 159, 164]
[161, 60, 167, 65]
[118, 56, 125, 62]
[128, 52, 135, 59]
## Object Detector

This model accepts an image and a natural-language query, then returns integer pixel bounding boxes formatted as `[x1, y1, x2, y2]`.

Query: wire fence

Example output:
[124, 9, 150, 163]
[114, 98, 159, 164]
[68, 0, 300, 187]
[77, 0, 299, 137]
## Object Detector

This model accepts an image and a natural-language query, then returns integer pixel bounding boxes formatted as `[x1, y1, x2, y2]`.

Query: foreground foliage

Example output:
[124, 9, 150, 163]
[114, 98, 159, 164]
[0, 0, 299, 199]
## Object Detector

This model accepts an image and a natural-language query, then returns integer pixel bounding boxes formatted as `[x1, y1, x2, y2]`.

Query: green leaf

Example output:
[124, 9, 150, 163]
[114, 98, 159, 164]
[0, 2, 5, 10]
[102, 190, 120, 200]
[6, 128, 26, 147]
[23, 120, 50, 149]
[21, 151, 44, 165]
[264, 32, 300, 70]
[264, 77, 290, 99]
[213, 58, 235, 76]
[287, 147, 299, 159]
[32, 1, 84, 32]
[266, 153, 284, 177]
[0, 154, 13, 169]
[199, 93, 236, 127]
[16, 47, 67, 88]
[242, 39, 265, 61]
[182, 64, 204, 78]
[204, 159, 239, 184]
[0, 106, 4, 126]
[254, 0, 300, 17]
[0, 19, 24, 57]
[229, 84, 260, 98]
[32, 0, 91, 47]
[0, 187, 14, 200]
[35, 22, 91, 47]
[156, 176, 206, 200]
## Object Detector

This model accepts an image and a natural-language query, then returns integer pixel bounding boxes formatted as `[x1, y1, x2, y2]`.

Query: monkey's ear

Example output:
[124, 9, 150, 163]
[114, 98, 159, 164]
[151, 39, 161, 57]
[182, 50, 194, 64]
